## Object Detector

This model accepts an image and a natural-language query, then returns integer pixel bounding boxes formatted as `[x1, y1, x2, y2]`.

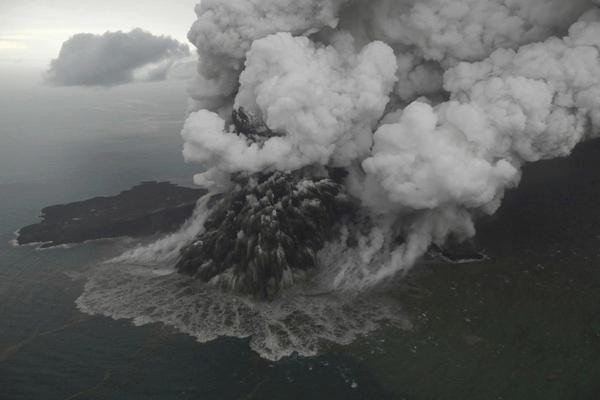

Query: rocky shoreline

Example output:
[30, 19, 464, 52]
[16, 181, 206, 248]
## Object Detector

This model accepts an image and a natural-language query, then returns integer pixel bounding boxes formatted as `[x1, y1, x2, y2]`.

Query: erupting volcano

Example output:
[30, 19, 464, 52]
[177, 115, 357, 300]
[173, 0, 600, 298]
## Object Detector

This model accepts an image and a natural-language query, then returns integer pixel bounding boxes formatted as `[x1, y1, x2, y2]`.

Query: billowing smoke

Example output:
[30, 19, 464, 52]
[180, 0, 600, 293]
[46, 29, 190, 87]
[182, 32, 397, 186]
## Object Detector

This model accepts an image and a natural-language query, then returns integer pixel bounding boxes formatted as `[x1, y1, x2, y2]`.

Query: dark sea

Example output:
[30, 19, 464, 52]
[1, 76, 600, 399]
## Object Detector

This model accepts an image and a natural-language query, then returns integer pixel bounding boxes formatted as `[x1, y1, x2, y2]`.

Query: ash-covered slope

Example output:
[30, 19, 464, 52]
[17, 181, 205, 248]
[176, 171, 353, 300]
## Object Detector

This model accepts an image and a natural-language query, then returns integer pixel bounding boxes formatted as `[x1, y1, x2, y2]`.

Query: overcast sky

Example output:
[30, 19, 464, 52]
[0, 0, 198, 68]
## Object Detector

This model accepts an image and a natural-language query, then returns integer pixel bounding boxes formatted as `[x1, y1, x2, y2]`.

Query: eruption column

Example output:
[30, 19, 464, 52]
[179, 0, 600, 294]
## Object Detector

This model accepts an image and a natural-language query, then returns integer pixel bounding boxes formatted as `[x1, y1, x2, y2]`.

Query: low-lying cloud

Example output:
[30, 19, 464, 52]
[46, 28, 190, 87]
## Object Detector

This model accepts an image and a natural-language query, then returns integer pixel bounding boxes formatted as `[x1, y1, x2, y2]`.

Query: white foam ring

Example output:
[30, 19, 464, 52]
[76, 262, 408, 361]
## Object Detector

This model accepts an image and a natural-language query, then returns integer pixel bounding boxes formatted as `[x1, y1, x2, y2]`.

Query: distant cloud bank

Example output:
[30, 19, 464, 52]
[46, 29, 191, 87]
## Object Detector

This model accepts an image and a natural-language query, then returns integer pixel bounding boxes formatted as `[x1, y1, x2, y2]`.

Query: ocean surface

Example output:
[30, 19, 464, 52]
[1, 76, 600, 399]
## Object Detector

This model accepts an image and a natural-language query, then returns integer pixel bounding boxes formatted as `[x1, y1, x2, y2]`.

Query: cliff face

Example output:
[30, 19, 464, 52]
[17, 181, 206, 248]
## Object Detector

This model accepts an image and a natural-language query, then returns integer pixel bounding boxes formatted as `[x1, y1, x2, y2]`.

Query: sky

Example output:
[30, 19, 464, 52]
[0, 0, 199, 69]
[0, 2, 200, 187]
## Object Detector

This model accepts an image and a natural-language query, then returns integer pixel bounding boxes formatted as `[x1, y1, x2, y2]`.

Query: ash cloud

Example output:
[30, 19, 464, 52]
[46, 29, 190, 87]
[180, 0, 600, 290]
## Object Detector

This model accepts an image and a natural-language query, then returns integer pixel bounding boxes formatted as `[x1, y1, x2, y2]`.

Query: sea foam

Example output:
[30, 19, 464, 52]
[76, 259, 408, 361]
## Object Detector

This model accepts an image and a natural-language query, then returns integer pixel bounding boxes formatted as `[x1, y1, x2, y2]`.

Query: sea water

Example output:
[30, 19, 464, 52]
[0, 76, 398, 399]
[2, 72, 600, 400]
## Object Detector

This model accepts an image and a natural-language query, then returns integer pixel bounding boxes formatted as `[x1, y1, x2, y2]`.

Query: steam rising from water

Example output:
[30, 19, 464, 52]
[109, 196, 212, 265]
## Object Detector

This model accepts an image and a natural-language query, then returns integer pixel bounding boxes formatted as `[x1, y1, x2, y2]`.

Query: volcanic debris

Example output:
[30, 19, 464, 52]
[176, 108, 355, 299]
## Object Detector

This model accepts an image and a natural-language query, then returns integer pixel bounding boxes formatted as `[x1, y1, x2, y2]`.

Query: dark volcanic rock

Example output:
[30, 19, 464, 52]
[176, 171, 355, 300]
[17, 181, 206, 248]
[428, 240, 487, 264]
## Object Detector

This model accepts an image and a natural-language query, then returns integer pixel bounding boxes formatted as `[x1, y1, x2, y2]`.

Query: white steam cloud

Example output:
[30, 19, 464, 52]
[181, 0, 600, 288]
[47, 29, 190, 87]
[183, 32, 397, 185]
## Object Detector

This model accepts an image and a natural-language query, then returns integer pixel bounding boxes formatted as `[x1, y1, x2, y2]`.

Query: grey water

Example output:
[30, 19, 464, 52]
[0, 75, 393, 399]
[2, 70, 600, 400]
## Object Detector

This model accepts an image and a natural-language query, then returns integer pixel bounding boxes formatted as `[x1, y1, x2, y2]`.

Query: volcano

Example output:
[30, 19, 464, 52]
[176, 109, 356, 299]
